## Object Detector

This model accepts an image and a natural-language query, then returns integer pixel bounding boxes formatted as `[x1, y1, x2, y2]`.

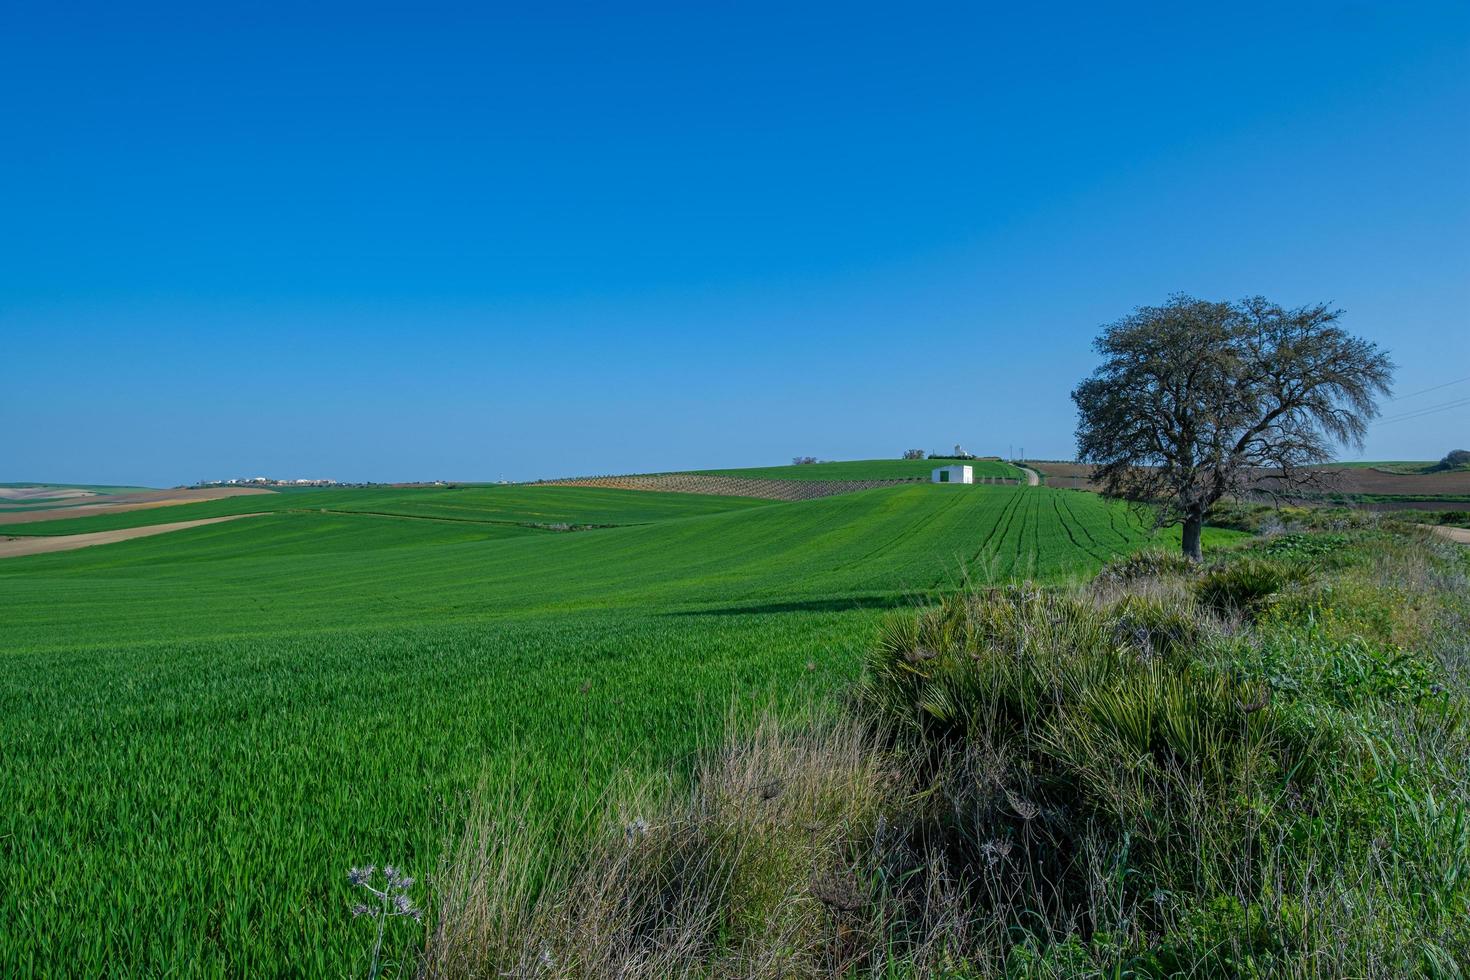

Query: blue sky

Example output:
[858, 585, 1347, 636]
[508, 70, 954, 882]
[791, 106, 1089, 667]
[4, 2, 1467, 485]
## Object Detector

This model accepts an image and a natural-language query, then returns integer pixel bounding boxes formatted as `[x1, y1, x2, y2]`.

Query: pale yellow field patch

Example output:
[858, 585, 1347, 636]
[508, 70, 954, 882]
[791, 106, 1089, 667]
[0, 514, 265, 559]
[0, 487, 100, 502]
[0, 487, 274, 526]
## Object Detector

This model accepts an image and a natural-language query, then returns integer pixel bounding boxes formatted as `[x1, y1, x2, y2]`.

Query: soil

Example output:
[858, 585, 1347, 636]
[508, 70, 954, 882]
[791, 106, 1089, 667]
[0, 514, 264, 559]
[1026, 462, 1470, 501]
[1424, 525, 1470, 545]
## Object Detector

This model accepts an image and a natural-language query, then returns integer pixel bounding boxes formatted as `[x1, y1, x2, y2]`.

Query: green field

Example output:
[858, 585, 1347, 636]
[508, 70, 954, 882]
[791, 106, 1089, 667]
[1, 481, 1214, 975]
[686, 457, 1020, 481]
[0, 484, 768, 536]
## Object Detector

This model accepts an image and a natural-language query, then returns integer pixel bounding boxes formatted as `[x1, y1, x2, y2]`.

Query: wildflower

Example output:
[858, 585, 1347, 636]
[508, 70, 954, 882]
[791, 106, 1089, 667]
[347, 862, 425, 974]
[1004, 790, 1039, 821]
[980, 839, 1013, 867]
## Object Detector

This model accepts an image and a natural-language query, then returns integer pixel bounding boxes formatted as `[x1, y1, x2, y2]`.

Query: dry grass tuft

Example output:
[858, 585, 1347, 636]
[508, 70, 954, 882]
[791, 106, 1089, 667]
[423, 715, 915, 978]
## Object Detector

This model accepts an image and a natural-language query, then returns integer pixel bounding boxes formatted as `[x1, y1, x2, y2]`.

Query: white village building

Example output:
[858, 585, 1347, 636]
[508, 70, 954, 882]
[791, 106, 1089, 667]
[931, 464, 973, 484]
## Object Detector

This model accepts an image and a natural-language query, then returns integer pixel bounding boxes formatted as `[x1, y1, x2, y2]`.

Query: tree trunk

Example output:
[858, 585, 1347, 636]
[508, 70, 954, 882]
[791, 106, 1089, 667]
[1182, 512, 1204, 562]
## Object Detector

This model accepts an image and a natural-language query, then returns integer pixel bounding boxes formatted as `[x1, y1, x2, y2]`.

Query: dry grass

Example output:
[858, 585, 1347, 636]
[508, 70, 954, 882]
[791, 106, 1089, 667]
[423, 714, 918, 979]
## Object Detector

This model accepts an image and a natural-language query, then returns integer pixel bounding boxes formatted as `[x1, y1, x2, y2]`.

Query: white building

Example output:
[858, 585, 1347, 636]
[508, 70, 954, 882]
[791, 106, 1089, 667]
[931, 464, 973, 484]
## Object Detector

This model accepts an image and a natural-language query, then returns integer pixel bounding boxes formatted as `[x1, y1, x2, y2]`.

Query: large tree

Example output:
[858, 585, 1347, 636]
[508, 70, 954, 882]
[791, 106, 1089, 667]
[1072, 295, 1393, 559]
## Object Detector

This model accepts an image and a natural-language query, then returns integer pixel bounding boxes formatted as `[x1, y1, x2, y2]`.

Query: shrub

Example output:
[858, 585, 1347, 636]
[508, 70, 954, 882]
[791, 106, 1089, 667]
[1194, 557, 1311, 617]
[1095, 548, 1198, 585]
[1436, 449, 1470, 471]
[861, 586, 1320, 943]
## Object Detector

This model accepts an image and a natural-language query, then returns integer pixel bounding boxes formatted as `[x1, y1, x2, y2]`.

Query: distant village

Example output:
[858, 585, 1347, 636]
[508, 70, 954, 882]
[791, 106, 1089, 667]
[198, 477, 341, 487]
[191, 477, 456, 489]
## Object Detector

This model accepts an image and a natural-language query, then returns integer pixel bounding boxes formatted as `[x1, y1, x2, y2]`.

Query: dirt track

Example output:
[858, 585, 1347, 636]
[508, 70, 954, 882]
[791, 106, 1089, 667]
[1424, 524, 1470, 545]
[0, 487, 273, 526]
[0, 514, 264, 559]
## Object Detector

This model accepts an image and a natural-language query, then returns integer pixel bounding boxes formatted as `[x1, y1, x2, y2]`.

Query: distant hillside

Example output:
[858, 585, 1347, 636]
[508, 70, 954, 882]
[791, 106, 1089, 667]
[1329, 460, 1470, 476]
[686, 458, 1021, 482]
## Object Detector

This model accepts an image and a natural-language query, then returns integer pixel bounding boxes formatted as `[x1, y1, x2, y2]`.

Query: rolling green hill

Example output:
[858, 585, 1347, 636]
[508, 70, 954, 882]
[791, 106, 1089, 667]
[686, 457, 1020, 481]
[0, 481, 1231, 975]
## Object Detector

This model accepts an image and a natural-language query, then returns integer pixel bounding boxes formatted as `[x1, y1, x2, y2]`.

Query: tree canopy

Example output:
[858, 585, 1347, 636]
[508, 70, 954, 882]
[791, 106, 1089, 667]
[1072, 295, 1394, 559]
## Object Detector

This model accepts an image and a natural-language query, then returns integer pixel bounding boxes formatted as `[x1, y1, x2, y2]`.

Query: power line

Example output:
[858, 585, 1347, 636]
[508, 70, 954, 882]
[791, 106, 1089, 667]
[1376, 396, 1470, 425]
[1373, 395, 1470, 426]
[1391, 376, 1470, 402]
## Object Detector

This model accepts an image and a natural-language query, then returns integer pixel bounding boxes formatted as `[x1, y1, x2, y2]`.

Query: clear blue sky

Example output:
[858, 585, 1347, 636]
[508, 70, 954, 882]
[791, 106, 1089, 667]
[4, 2, 1467, 486]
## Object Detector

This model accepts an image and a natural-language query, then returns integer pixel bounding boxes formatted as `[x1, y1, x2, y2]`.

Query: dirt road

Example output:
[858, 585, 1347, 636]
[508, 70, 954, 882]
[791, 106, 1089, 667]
[1423, 524, 1470, 545]
[0, 514, 264, 559]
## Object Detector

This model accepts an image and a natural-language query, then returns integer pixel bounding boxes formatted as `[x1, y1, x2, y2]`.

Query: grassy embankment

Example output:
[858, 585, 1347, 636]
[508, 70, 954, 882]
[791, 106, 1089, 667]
[429, 515, 1470, 978]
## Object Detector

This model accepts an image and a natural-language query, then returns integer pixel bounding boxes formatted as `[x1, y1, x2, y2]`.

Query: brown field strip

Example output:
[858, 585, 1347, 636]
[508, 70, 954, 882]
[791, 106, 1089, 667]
[1027, 462, 1098, 490]
[0, 514, 265, 559]
[1028, 462, 1470, 501]
[0, 487, 274, 526]
[1314, 468, 1470, 495]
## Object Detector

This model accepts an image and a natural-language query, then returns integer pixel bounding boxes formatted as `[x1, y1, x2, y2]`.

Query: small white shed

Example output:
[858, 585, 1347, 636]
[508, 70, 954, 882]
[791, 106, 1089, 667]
[931, 464, 973, 484]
